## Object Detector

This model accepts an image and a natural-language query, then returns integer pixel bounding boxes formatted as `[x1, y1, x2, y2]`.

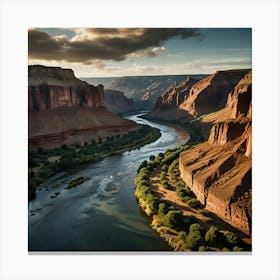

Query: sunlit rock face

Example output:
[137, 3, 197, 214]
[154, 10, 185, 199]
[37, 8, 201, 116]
[28, 65, 138, 149]
[179, 69, 250, 117]
[179, 71, 252, 234]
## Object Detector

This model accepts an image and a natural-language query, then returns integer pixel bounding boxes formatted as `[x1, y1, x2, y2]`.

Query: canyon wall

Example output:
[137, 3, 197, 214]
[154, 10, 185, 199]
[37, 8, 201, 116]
[109, 74, 207, 108]
[104, 89, 136, 114]
[179, 71, 252, 234]
[28, 65, 138, 149]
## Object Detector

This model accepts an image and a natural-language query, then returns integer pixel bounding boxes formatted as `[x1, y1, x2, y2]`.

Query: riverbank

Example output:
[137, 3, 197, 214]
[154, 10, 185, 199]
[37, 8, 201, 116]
[134, 146, 251, 251]
[28, 124, 161, 201]
[29, 113, 190, 251]
[141, 114, 205, 146]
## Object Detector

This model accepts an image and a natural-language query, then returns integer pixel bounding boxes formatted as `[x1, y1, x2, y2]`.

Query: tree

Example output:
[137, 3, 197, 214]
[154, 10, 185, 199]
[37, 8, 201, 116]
[187, 198, 202, 209]
[224, 231, 242, 248]
[189, 223, 203, 234]
[185, 230, 204, 250]
[205, 226, 222, 246]
[158, 203, 168, 216]
[163, 210, 183, 229]
[149, 155, 155, 161]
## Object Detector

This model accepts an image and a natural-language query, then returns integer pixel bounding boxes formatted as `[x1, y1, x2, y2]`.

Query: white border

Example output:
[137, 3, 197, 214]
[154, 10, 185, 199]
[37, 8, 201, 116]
[1, 0, 280, 280]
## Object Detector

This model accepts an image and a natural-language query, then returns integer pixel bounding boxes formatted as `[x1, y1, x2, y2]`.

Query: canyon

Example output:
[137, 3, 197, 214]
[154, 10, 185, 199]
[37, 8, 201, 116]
[28, 65, 139, 149]
[178, 71, 252, 234]
[104, 89, 137, 114]
[109, 74, 208, 108]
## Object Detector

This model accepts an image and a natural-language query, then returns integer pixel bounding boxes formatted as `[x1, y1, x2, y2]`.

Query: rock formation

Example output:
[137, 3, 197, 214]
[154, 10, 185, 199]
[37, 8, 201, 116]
[146, 76, 197, 120]
[153, 76, 197, 110]
[179, 69, 250, 117]
[28, 65, 138, 149]
[104, 89, 136, 114]
[179, 71, 252, 234]
[109, 74, 207, 108]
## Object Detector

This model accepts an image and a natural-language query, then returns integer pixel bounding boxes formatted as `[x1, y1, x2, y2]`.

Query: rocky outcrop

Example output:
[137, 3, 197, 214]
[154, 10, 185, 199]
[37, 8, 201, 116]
[104, 89, 136, 114]
[28, 65, 139, 149]
[179, 70, 252, 234]
[153, 76, 197, 110]
[179, 69, 250, 117]
[109, 74, 207, 108]
[29, 65, 106, 111]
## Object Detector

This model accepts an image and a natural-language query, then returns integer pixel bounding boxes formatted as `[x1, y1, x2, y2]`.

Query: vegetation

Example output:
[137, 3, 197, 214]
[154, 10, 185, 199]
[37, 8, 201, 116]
[205, 226, 222, 246]
[28, 124, 161, 201]
[66, 176, 89, 189]
[134, 142, 250, 252]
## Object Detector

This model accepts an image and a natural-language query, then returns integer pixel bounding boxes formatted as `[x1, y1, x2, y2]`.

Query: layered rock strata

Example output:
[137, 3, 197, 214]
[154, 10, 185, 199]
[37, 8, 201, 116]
[179, 71, 252, 234]
[179, 69, 250, 117]
[28, 65, 138, 149]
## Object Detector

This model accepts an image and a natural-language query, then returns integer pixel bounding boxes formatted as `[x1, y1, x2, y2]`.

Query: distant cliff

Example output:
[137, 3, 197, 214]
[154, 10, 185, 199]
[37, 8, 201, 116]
[179, 71, 252, 234]
[104, 89, 136, 114]
[179, 69, 250, 117]
[146, 76, 197, 121]
[109, 75, 207, 108]
[28, 65, 138, 149]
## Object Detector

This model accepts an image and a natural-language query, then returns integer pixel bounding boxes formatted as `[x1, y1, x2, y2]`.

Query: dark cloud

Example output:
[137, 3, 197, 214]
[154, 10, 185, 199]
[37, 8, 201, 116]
[28, 28, 202, 64]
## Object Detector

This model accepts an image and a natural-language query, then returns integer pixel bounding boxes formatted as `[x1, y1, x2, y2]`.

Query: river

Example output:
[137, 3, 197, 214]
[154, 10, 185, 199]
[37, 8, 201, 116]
[28, 112, 189, 251]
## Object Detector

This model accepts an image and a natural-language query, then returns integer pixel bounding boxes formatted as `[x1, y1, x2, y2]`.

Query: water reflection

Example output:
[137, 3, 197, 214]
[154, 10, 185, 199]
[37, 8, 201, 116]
[28, 112, 189, 251]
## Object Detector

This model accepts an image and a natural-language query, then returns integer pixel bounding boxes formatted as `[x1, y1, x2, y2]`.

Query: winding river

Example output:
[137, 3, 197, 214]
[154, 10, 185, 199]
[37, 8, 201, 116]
[28, 112, 189, 251]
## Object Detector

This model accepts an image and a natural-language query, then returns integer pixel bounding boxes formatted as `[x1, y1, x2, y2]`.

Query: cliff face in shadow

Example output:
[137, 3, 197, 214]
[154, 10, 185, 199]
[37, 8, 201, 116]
[104, 89, 136, 114]
[28, 65, 138, 149]
[179, 71, 252, 234]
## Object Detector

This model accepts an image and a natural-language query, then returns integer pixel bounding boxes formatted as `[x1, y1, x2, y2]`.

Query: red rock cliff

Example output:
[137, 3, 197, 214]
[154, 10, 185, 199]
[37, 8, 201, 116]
[179, 69, 250, 117]
[28, 65, 138, 149]
[28, 65, 106, 111]
[179, 70, 252, 234]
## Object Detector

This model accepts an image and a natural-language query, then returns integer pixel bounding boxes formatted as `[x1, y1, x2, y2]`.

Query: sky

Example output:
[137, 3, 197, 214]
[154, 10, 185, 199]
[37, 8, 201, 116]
[28, 28, 251, 77]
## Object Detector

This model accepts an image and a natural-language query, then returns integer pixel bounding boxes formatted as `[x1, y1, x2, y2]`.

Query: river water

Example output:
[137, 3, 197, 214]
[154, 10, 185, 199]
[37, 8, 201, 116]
[28, 112, 189, 251]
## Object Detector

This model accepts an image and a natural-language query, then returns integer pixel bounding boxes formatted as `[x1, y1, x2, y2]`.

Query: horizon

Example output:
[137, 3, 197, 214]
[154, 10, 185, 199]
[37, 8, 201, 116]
[28, 64, 251, 79]
[28, 28, 252, 77]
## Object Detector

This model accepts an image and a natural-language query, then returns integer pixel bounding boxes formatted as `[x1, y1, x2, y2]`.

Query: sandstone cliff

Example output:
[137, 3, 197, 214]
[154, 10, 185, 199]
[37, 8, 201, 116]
[104, 89, 136, 114]
[145, 77, 198, 121]
[179, 69, 250, 117]
[28, 65, 138, 149]
[153, 76, 197, 110]
[179, 71, 252, 234]
[109, 74, 207, 108]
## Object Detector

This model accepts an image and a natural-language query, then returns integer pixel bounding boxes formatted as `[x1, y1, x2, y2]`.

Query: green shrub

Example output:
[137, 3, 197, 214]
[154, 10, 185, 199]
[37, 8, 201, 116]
[187, 198, 202, 209]
[178, 231, 187, 241]
[189, 223, 203, 234]
[158, 203, 168, 216]
[224, 231, 242, 247]
[222, 247, 231, 252]
[185, 230, 204, 250]
[163, 210, 183, 229]
[205, 226, 222, 246]
[198, 209, 211, 217]
[66, 176, 89, 189]
[198, 245, 206, 251]
[233, 246, 244, 252]
[181, 196, 193, 203]
[149, 155, 155, 161]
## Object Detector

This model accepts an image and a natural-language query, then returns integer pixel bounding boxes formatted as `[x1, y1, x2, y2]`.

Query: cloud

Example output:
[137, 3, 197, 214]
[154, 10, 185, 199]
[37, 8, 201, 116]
[184, 58, 251, 73]
[28, 28, 202, 64]
[128, 46, 166, 59]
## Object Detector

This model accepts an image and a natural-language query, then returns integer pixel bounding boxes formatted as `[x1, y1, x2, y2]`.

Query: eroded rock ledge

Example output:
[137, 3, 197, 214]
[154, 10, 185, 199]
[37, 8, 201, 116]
[28, 65, 138, 149]
[179, 71, 252, 234]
